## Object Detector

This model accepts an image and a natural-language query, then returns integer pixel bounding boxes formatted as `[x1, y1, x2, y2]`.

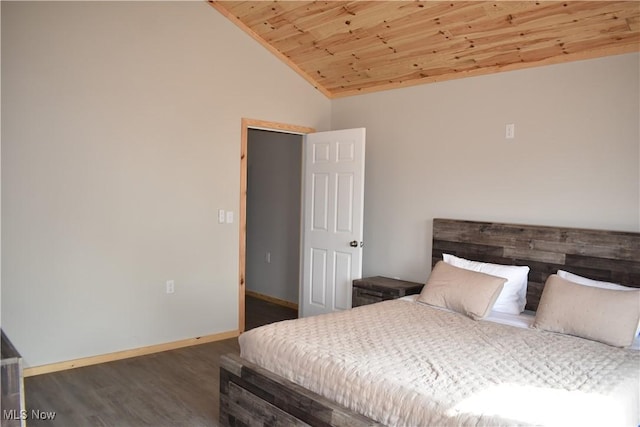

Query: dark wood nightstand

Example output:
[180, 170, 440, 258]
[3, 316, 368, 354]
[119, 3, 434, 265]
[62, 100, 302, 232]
[352, 276, 424, 307]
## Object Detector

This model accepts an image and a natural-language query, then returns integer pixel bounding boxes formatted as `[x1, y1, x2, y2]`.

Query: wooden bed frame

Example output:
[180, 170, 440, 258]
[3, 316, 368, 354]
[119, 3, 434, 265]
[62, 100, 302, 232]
[220, 218, 640, 426]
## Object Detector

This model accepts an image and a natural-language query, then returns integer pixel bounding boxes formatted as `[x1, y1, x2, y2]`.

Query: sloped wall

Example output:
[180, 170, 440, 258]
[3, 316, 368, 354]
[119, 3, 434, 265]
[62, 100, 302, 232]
[1, 1, 330, 367]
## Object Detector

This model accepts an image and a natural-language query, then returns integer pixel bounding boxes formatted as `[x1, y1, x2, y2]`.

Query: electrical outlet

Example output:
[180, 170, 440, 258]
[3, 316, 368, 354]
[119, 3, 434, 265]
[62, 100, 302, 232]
[505, 123, 515, 139]
[166, 280, 175, 294]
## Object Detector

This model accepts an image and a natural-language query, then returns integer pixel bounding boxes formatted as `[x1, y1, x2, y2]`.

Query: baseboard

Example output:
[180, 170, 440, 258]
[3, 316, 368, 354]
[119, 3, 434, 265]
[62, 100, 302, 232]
[246, 290, 298, 311]
[23, 329, 239, 377]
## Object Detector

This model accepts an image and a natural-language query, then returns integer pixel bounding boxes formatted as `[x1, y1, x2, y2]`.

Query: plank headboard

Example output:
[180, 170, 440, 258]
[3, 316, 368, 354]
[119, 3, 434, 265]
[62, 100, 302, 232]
[432, 218, 640, 311]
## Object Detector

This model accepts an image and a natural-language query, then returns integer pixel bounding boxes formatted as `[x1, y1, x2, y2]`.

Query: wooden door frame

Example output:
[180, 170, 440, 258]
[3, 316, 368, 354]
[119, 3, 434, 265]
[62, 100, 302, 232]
[239, 118, 316, 333]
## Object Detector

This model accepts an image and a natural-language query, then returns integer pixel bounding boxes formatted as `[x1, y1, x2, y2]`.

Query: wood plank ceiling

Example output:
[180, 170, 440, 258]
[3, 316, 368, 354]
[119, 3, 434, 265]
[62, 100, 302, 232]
[211, 1, 640, 98]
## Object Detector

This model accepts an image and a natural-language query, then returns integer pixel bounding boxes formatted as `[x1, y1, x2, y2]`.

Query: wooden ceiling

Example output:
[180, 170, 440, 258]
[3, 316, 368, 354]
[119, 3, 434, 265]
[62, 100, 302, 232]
[211, 1, 640, 98]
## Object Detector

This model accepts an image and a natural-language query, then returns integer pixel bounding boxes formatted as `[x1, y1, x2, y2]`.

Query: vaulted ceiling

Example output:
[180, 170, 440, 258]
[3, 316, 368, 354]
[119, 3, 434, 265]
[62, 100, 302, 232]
[210, 1, 640, 98]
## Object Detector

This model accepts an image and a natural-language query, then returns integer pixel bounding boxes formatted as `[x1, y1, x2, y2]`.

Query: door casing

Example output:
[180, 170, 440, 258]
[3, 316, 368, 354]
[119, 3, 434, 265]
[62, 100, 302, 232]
[238, 118, 315, 332]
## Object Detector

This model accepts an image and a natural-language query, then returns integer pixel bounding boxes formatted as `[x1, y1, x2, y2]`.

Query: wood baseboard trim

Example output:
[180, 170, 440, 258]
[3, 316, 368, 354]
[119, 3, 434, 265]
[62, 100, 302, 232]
[245, 290, 298, 311]
[23, 329, 239, 377]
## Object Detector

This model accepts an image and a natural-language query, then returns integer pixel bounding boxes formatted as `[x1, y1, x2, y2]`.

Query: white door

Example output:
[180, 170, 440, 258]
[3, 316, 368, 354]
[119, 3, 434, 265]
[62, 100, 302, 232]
[300, 128, 365, 317]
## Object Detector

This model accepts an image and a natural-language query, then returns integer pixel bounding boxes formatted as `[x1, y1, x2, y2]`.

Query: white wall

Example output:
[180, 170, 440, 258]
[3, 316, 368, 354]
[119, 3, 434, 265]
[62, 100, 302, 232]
[246, 130, 302, 304]
[332, 53, 640, 283]
[1, 1, 330, 367]
[3, 1, 638, 367]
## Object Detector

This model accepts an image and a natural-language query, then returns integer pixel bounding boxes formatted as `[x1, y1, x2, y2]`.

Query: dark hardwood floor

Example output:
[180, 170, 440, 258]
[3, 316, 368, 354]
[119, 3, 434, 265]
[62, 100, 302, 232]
[244, 294, 298, 330]
[23, 295, 297, 427]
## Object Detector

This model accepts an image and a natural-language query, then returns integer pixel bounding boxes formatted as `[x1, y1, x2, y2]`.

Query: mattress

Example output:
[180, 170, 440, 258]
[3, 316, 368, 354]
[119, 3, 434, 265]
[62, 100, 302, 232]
[239, 299, 640, 426]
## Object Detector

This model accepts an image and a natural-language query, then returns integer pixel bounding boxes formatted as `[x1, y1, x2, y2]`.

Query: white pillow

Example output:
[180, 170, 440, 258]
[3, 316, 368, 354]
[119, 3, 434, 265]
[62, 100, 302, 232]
[443, 254, 529, 314]
[557, 270, 631, 291]
[557, 270, 640, 337]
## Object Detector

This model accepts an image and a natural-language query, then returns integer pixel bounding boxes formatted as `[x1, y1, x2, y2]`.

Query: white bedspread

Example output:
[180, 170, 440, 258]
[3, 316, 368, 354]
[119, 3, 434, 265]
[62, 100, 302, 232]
[239, 299, 640, 426]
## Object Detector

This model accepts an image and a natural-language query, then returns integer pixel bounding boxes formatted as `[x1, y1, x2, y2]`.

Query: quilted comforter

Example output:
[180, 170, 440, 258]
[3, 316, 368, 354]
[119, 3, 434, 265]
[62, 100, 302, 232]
[239, 299, 640, 426]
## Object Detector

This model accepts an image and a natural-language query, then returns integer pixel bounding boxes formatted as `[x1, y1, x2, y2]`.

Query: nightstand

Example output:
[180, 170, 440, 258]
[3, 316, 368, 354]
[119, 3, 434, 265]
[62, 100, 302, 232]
[352, 276, 424, 307]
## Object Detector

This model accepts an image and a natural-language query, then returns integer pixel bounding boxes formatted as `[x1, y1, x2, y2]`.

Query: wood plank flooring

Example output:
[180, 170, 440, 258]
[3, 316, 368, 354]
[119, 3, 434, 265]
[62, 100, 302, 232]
[244, 293, 298, 331]
[23, 296, 297, 426]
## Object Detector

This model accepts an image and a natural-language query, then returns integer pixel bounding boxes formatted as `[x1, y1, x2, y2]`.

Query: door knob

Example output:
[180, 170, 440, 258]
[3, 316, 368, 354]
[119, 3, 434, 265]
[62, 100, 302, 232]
[349, 240, 358, 247]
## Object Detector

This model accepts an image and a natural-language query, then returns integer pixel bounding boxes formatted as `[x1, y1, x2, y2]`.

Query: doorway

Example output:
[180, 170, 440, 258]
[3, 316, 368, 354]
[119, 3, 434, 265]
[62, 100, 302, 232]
[246, 129, 302, 309]
[238, 119, 315, 333]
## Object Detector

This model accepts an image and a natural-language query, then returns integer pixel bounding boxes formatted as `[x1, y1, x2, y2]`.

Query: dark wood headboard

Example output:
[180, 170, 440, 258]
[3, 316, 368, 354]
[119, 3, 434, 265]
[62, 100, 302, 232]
[432, 218, 640, 311]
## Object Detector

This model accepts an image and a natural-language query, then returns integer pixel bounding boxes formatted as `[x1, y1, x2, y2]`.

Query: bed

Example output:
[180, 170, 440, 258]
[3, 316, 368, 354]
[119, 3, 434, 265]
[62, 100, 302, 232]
[220, 218, 640, 426]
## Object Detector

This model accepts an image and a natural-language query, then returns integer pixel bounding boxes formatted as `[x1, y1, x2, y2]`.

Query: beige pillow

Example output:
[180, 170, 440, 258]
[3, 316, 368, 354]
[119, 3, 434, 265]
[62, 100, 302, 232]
[533, 274, 640, 347]
[417, 261, 506, 320]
